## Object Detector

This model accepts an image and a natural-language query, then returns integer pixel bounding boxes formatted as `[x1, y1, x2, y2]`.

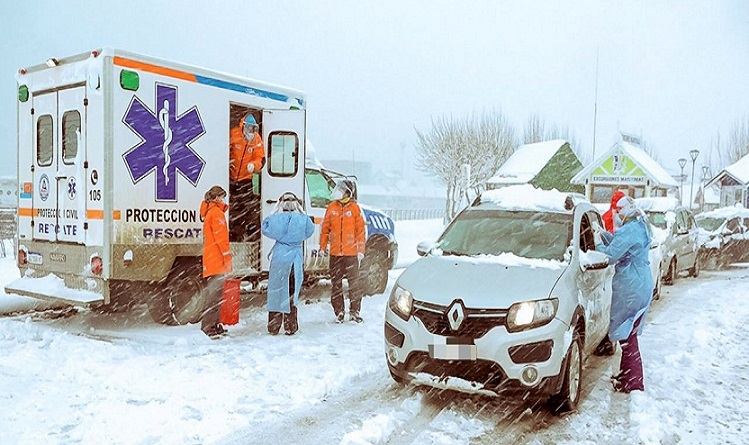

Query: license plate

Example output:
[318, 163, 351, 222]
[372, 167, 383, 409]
[50, 253, 67, 262]
[429, 344, 477, 360]
[27, 252, 43, 265]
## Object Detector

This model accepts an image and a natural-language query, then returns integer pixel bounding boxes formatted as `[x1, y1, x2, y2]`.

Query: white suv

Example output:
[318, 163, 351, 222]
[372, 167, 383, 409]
[384, 185, 613, 413]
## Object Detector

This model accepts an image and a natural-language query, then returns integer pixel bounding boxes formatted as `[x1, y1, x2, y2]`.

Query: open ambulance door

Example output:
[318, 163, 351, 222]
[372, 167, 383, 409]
[260, 109, 306, 272]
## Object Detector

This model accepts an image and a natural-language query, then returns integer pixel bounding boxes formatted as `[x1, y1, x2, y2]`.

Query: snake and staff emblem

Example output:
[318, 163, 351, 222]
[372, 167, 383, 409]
[159, 100, 172, 186]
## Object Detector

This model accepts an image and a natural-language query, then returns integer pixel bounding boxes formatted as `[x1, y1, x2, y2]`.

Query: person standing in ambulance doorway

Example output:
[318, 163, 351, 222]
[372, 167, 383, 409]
[319, 180, 366, 323]
[261, 192, 315, 335]
[229, 113, 265, 241]
[200, 186, 232, 339]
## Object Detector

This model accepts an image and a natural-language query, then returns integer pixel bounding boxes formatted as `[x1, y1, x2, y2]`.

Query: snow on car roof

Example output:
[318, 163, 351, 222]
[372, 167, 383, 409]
[478, 184, 573, 213]
[635, 196, 681, 213]
[696, 205, 749, 220]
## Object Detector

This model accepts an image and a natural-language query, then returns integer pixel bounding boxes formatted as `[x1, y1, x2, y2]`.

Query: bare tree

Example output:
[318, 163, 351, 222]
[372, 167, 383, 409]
[415, 111, 517, 222]
[523, 114, 588, 163]
[725, 116, 749, 165]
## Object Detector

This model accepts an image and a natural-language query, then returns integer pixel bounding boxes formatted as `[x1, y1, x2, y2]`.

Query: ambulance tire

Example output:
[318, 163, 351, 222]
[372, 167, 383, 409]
[360, 253, 388, 296]
[92, 280, 139, 313]
[165, 259, 207, 325]
[146, 259, 206, 325]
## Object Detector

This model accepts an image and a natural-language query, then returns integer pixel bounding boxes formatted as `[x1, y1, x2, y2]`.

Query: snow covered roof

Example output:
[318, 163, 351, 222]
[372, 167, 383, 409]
[719, 153, 749, 185]
[572, 141, 678, 187]
[635, 196, 681, 213]
[487, 140, 567, 185]
[479, 184, 573, 213]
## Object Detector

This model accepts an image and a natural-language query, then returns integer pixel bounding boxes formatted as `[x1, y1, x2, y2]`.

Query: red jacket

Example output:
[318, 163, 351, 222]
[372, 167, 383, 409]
[602, 190, 626, 233]
[229, 123, 265, 182]
[201, 200, 232, 277]
[320, 199, 366, 257]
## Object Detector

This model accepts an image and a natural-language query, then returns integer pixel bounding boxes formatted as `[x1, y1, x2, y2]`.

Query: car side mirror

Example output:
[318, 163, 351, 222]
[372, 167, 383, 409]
[416, 241, 434, 257]
[579, 250, 609, 271]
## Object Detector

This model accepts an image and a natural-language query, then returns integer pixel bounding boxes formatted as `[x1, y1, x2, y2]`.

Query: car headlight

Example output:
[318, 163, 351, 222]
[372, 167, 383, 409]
[506, 298, 559, 333]
[388, 285, 413, 320]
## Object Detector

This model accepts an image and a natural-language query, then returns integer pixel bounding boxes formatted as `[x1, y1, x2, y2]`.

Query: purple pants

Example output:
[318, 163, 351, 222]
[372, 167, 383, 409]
[616, 316, 645, 392]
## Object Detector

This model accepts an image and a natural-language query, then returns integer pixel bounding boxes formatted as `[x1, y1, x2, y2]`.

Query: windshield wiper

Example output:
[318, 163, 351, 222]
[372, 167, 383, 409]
[441, 250, 468, 257]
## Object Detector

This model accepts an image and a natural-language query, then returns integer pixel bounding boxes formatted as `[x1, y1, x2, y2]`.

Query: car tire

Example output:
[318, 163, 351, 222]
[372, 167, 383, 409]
[688, 253, 700, 278]
[361, 253, 388, 296]
[147, 259, 206, 325]
[387, 364, 410, 386]
[663, 258, 677, 286]
[548, 332, 583, 414]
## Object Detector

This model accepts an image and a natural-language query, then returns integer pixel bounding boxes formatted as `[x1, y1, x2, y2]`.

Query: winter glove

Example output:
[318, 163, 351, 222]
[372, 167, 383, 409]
[247, 163, 255, 174]
[357, 253, 365, 264]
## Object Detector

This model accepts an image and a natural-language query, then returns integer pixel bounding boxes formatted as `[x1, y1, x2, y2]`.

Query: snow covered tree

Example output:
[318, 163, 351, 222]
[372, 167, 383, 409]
[415, 111, 517, 222]
[725, 116, 749, 164]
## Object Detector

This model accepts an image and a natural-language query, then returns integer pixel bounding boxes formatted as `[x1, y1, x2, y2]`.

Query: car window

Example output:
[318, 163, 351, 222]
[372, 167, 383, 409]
[305, 169, 335, 208]
[436, 210, 571, 260]
[646, 211, 667, 229]
[580, 211, 599, 252]
[687, 213, 696, 230]
[727, 217, 740, 233]
[675, 211, 687, 234]
[697, 217, 723, 232]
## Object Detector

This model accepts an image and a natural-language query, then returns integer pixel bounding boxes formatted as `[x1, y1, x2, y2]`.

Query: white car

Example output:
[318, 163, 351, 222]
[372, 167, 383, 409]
[635, 197, 699, 285]
[384, 185, 613, 413]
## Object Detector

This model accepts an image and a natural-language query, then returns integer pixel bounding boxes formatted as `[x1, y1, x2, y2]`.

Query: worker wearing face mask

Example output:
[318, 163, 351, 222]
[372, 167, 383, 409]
[319, 180, 366, 323]
[199, 185, 232, 338]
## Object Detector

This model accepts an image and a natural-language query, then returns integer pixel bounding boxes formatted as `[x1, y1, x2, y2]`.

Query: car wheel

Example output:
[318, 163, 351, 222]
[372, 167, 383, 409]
[361, 254, 388, 296]
[663, 258, 677, 286]
[688, 253, 700, 278]
[549, 332, 583, 414]
[387, 363, 410, 386]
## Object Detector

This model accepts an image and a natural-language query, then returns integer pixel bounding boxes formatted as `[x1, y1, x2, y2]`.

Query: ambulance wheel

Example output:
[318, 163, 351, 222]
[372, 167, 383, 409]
[361, 254, 388, 296]
[165, 260, 207, 325]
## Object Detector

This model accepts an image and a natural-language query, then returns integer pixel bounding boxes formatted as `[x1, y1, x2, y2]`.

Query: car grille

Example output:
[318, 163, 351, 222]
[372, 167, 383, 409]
[412, 299, 507, 338]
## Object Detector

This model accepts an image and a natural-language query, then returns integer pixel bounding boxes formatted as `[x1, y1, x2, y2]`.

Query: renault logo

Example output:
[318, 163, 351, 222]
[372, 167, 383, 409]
[447, 300, 465, 331]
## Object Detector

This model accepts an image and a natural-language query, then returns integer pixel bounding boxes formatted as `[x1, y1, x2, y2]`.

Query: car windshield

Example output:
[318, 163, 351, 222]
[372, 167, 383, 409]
[645, 211, 668, 229]
[436, 210, 571, 260]
[696, 217, 724, 232]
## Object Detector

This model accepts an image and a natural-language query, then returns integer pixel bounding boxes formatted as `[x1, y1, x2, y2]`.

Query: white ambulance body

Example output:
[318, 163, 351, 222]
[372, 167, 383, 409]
[6, 48, 397, 324]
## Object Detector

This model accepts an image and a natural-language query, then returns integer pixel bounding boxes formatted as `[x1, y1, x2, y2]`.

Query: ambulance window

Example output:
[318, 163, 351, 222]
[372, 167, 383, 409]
[37, 114, 54, 166]
[268, 132, 298, 177]
[62, 110, 81, 163]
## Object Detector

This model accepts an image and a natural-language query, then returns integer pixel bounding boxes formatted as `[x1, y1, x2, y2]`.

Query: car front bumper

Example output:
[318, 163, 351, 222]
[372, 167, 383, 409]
[384, 305, 571, 393]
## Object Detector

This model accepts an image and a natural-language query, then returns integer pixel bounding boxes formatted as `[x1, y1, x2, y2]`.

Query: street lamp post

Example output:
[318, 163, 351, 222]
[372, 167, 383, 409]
[701, 165, 710, 212]
[678, 158, 687, 206]
[689, 149, 700, 211]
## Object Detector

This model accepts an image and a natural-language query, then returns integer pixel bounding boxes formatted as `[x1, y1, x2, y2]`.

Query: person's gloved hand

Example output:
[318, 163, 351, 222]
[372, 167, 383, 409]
[592, 224, 605, 236]
[247, 163, 255, 174]
[357, 253, 364, 264]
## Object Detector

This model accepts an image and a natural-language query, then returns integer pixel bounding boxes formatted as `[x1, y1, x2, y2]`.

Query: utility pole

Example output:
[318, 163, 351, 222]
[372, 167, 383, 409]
[592, 47, 599, 160]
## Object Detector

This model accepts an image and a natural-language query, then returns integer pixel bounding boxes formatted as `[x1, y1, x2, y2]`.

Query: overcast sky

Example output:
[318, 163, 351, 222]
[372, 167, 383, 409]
[1, 0, 748, 183]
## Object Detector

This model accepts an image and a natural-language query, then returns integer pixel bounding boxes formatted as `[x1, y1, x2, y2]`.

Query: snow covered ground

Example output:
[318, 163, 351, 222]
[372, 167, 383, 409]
[0, 221, 748, 445]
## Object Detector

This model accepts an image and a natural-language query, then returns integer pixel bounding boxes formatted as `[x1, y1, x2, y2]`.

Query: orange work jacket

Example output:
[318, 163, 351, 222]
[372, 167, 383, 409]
[229, 125, 265, 182]
[200, 200, 232, 277]
[320, 199, 366, 257]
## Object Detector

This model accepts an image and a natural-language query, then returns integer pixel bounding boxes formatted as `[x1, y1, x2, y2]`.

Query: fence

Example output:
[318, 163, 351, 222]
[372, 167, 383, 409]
[0, 209, 16, 258]
[380, 209, 445, 221]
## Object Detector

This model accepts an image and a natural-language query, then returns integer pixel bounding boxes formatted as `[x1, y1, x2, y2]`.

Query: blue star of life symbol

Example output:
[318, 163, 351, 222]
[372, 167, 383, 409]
[122, 83, 206, 201]
[67, 177, 76, 200]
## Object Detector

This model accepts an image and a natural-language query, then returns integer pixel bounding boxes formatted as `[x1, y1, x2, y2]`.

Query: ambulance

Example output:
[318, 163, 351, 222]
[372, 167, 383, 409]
[6, 48, 397, 324]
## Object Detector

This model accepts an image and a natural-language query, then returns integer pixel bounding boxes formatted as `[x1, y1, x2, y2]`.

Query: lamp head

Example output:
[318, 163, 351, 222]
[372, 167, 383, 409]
[678, 158, 687, 169]
[689, 149, 699, 161]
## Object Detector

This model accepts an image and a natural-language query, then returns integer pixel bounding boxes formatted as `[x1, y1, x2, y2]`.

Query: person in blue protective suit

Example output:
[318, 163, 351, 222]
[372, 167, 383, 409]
[261, 192, 315, 335]
[596, 195, 653, 393]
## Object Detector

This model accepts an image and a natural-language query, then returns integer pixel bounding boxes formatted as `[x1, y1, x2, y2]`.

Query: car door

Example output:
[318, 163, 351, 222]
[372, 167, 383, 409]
[683, 210, 698, 268]
[575, 206, 613, 352]
[673, 210, 689, 269]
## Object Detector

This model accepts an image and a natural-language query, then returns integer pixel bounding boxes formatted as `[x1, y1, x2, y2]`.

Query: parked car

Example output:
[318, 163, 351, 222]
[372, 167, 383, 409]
[695, 206, 749, 269]
[635, 197, 699, 285]
[642, 213, 664, 299]
[384, 185, 613, 413]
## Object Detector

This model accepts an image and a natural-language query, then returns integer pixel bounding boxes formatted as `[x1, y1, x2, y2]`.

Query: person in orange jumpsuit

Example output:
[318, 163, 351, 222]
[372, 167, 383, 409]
[319, 180, 366, 323]
[200, 185, 232, 338]
[229, 113, 265, 241]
